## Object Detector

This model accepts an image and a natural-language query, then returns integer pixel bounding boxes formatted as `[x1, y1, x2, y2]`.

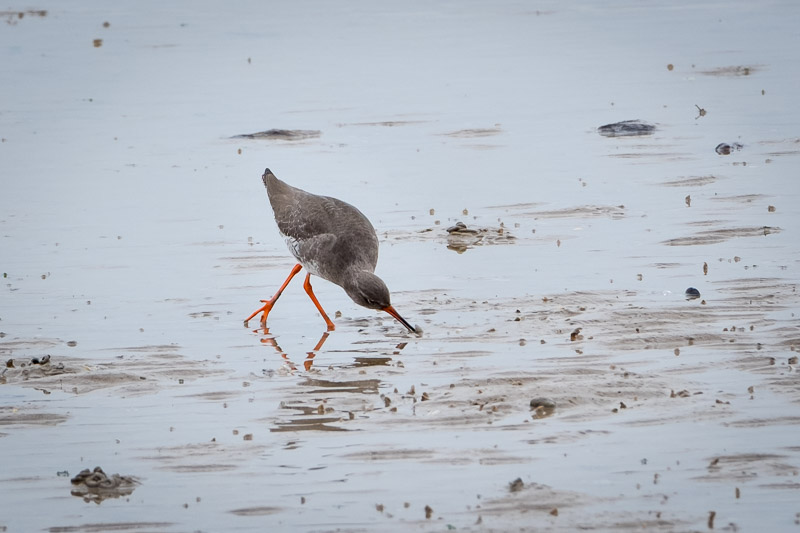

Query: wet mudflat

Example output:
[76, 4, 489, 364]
[2, 2, 799, 532]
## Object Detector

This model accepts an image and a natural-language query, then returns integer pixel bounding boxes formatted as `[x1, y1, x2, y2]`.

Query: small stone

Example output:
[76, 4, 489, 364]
[715, 142, 743, 155]
[31, 355, 51, 365]
[529, 397, 556, 409]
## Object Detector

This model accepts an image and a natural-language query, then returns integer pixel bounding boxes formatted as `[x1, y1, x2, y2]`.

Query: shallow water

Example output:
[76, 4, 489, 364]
[2, 2, 799, 532]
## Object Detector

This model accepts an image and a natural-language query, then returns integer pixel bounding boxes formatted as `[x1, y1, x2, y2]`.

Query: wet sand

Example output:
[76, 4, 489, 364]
[2, 2, 799, 532]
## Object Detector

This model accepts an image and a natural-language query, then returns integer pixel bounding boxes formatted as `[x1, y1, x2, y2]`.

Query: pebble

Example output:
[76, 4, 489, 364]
[715, 142, 744, 155]
[530, 397, 557, 409]
[685, 287, 701, 300]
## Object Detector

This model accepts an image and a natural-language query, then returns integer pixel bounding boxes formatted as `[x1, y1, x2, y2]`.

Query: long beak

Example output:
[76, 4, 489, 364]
[382, 305, 416, 333]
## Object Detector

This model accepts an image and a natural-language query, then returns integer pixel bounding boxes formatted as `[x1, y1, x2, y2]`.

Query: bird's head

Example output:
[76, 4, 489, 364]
[344, 271, 416, 333]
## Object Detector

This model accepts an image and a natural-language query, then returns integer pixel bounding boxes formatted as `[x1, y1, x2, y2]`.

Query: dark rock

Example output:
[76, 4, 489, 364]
[715, 142, 743, 155]
[598, 120, 656, 137]
[685, 287, 701, 300]
[70, 466, 139, 503]
[530, 397, 557, 409]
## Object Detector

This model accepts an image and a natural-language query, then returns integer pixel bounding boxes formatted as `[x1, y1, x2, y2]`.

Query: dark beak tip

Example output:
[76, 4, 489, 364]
[383, 306, 417, 335]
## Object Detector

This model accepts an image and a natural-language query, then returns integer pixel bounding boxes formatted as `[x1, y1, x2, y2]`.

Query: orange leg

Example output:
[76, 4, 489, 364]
[244, 263, 303, 326]
[303, 273, 336, 331]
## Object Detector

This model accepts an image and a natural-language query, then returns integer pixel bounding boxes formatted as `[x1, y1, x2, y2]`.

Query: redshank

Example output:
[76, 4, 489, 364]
[245, 168, 416, 333]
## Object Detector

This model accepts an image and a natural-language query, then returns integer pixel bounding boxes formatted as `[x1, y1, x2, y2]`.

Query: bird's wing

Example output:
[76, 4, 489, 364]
[273, 191, 379, 277]
[273, 194, 342, 241]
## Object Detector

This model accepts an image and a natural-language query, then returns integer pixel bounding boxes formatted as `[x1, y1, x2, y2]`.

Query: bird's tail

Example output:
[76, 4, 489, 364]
[262, 168, 276, 189]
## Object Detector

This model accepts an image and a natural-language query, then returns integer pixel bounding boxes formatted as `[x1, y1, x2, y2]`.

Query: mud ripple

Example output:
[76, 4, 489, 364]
[519, 204, 625, 220]
[138, 441, 268, 473]
[441, 127, 503, 138]
[660, 175, 718, 187]
[480, 481, 589, 514]
[697, 453, 796, 482]
[343, 120, 428, 127]
[2, 353, 225, 395]
[164, 464, 238, 473]
[46, 522, 174, 532]
[0, 408, 68, 427]
[701, 65, 760, 76]
[724, 416, 800, 428]
[1, 9, 47, 25]
[663, 226, 780, 246]
[229, 506, 282, 516]
[343, 448, 436, 461]
[231, 129, 321, 141]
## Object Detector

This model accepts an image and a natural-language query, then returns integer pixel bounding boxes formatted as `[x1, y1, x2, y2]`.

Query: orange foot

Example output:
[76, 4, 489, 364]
[244, 299, 277, 327]
[244, 264, 303, 328]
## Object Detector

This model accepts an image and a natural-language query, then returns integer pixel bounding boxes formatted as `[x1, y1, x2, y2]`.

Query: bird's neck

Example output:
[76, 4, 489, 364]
[341, 266, 373, 290]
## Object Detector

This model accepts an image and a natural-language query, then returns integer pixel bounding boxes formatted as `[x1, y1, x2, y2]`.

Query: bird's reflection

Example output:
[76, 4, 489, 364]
[250, 326, 412, 433]
[254, 326, 329, 371]
[253, 325, 410, 371]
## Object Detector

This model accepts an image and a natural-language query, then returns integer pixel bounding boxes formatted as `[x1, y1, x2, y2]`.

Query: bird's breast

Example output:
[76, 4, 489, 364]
[283, 235, 324, 277]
